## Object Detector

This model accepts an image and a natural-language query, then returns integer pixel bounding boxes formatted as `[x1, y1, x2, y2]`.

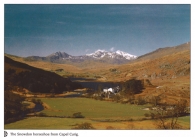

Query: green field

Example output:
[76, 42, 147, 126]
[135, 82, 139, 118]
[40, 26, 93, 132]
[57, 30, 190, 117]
[4, 97, 190, 129]
[40, 98, 150, 119]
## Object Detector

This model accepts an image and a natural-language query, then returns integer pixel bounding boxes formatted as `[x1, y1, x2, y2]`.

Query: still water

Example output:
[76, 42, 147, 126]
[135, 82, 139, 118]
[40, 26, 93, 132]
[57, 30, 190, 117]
[70, 77, 120, 90]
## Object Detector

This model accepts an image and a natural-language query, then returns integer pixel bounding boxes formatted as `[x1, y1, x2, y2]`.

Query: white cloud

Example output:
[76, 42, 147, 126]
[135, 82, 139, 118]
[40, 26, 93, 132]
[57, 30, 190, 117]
[110, 47, 115, 52]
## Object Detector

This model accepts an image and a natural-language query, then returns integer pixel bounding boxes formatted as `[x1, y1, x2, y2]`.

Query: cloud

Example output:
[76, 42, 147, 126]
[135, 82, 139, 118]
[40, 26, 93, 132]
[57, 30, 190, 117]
[110, 47, 115, 52]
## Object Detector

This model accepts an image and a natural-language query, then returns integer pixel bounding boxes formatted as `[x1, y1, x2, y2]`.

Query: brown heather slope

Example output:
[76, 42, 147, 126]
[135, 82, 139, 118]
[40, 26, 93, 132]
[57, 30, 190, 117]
[5, 53, 82, 73]
[5, 56, 82, 94]
[137, 42, 190, 61]
[101, 42, 190, 105]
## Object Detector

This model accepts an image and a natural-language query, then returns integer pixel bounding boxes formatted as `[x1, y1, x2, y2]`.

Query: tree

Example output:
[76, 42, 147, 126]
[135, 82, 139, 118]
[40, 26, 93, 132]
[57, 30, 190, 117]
[150, 95, 161, 106]
[97, 84, 103, 92]
[154, 106, 181, 129]
[151, 99, 188, 129]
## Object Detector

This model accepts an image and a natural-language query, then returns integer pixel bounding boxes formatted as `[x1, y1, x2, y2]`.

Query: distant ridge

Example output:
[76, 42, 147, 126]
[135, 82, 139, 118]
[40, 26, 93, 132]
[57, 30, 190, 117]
[24, 50, 137, 64]
[137, 42, 190, 60]
[6, 42, 190, 66]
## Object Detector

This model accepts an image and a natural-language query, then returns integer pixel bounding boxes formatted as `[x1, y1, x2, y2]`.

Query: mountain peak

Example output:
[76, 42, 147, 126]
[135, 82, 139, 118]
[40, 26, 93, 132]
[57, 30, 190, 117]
[115, 50, 137, 60]
[95, 49, 106, 53]
[47, 51, 71, 59]
[86, 50, 137, 60]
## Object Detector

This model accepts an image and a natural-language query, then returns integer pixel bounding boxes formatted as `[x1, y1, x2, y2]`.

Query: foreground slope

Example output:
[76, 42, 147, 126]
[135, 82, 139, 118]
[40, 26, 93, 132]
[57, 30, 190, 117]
[5, 56, 82, 93]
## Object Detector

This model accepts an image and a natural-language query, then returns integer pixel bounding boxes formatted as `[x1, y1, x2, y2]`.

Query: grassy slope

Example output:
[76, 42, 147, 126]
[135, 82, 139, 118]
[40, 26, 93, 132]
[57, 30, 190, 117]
[4, 98, 190, 129]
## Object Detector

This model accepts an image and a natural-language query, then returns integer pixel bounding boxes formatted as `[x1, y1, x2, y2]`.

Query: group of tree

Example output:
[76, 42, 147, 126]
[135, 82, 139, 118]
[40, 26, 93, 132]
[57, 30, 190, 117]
[119, 78, 144, 96]
[4, 85, 26, 124]
[144, 99, 189, 129]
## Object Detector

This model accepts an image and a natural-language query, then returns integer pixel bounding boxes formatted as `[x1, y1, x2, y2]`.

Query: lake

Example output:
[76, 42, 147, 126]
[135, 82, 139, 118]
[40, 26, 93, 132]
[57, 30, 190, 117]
[70, 77, 120, 91]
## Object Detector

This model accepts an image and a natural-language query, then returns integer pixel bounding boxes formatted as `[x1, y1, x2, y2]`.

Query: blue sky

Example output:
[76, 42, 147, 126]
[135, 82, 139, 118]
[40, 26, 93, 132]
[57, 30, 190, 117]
[4, 4, 190, 57]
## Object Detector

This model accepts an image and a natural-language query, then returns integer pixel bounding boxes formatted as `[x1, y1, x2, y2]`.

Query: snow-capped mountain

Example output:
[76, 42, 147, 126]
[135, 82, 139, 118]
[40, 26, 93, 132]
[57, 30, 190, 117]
[86, 50, 137, 60]
[25, 50, 137, 64]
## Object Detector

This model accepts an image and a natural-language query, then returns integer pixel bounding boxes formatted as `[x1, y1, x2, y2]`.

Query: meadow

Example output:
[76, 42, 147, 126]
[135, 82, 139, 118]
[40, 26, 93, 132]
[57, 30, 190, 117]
[4, 97, 190, 129]
[40, 98, 151, 119]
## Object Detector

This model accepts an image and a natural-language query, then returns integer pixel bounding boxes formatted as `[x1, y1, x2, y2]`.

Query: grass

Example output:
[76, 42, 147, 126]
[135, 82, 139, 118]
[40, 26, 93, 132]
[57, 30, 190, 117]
[39, 98, 149, 119]
[4, 116, 190, 130]
[177, 116, 190, 129]
[4, 117, 154, 129]
[4, 97, 190, 129]
[4, 117, 97, 129]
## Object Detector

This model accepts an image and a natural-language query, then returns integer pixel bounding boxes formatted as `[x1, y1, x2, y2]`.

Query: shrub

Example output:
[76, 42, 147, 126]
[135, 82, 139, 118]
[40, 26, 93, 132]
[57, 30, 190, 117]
[94, 96, 104, 100]
[144, 113, 150, 117]
[72, 112, 85, 118]
[141, 118, 148, 121]
[72, 122, 95, 129]
[155, 122, 183, 129]
[109, 68, 117, 72]
[113, 94, 121, 102]
[135, 96, 146, 105]
[150, 113, 155, 119]
[38, 112, 47, 117]
[31, 99, 43, 104]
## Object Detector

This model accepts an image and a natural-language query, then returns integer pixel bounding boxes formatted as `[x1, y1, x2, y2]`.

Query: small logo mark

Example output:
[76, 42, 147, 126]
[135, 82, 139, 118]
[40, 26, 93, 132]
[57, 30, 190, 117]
[4, 131, 8, 137]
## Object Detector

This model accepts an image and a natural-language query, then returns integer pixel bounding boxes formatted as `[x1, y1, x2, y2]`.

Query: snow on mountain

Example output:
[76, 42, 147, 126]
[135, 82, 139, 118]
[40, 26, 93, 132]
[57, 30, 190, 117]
[86, 50, 107, 58]
[86, 50, 137, 60]
[115, 50, 137, 60]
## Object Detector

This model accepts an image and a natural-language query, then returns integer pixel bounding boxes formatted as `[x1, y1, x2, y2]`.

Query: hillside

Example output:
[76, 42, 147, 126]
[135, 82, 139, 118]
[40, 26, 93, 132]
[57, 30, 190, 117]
[137, 42, 190, 60]
[99, 42, 190, 105]
[5, 56, 82, 94]
[5, 53, 117, 78]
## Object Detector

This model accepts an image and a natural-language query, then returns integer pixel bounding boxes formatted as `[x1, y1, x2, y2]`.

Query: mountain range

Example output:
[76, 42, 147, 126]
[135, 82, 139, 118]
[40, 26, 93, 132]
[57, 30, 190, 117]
[24, 50, 137, 64]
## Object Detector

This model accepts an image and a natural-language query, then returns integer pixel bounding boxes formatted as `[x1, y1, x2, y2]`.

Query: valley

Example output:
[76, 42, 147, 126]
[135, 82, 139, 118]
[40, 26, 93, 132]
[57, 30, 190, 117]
[4, 42, 190, 130]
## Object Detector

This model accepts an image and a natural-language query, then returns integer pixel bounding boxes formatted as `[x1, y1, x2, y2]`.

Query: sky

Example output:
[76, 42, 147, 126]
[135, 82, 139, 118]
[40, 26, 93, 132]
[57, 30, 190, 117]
[4, 4, 190, 57]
